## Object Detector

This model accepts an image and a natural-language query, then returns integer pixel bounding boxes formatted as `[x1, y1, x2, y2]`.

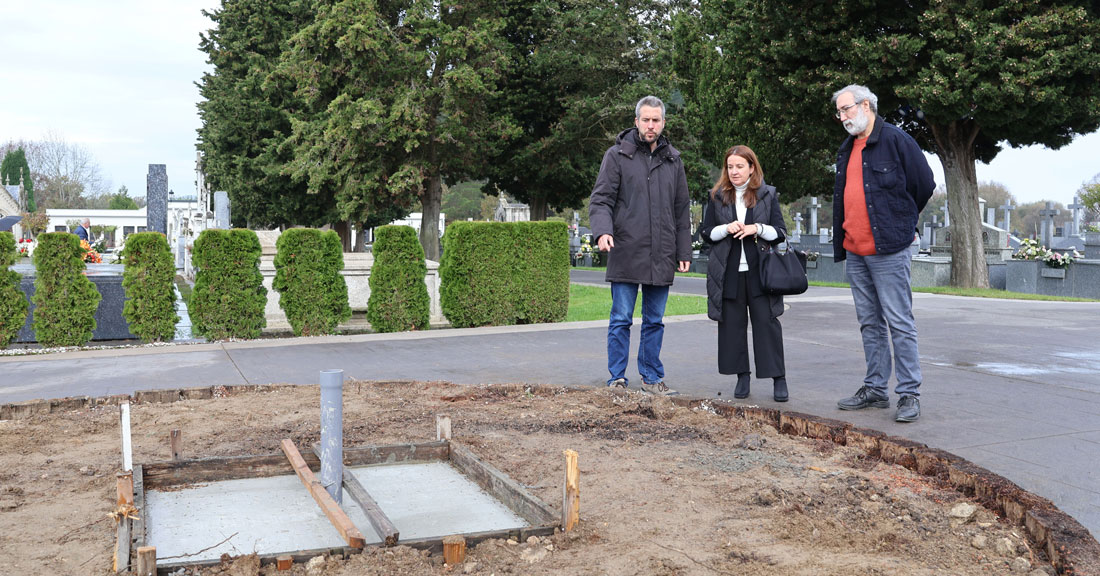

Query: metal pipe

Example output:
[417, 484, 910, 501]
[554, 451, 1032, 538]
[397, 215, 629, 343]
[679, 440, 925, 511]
[319, 369, 344, 503]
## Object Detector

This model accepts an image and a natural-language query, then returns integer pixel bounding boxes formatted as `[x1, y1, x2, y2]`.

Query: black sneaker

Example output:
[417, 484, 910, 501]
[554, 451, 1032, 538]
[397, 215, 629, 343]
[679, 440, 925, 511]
[895, 395, 920, 422]
[608, 378, 628, 389]
[837, 386, 890, 410]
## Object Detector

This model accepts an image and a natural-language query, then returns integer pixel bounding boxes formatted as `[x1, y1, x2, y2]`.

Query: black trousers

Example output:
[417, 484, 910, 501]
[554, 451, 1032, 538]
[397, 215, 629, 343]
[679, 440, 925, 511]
[718, 271, 785, 377]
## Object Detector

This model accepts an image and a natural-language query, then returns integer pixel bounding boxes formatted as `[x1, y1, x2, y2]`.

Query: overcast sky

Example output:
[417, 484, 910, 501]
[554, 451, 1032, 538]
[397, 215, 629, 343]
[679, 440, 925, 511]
[1, 1, 1098, 208]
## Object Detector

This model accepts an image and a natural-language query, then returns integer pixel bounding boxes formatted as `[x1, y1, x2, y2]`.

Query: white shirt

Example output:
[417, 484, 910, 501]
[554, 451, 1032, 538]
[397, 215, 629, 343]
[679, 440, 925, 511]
[709, 184, 778, 271]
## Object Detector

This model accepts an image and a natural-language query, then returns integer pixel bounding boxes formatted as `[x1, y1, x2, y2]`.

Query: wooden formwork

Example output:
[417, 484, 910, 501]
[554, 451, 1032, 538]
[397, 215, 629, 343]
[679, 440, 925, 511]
[128, 440, 558, 574]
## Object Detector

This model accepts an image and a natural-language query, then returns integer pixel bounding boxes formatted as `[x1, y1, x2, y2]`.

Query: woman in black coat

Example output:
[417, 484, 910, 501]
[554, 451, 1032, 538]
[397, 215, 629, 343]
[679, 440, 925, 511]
[699, 145, 789, 401]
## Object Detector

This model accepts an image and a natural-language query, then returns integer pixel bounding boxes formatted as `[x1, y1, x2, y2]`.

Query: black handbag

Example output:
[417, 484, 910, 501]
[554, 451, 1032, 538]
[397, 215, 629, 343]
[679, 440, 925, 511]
[757, 240, 809, 295]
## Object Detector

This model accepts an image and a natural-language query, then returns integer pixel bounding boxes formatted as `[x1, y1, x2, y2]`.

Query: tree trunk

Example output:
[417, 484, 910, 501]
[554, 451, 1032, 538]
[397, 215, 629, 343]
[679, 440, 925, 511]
[931, 120, 989, 289]
[420, 172, 443, 261]
[354, 222, 367, 252]
[332, 221, 351, 252]
[528, 196, 548, 221]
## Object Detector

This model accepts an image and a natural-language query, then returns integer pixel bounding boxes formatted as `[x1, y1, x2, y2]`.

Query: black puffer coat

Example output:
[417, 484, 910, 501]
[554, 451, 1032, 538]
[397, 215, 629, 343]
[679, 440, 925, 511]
[588, 128, 692, 286]
[699, 184, 787, 322]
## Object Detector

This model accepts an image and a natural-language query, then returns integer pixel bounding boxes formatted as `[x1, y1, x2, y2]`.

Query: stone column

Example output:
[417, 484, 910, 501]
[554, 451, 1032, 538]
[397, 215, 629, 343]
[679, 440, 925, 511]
[808, 196, 820, 235]
[1039, 202, 1060, 248]
[146, 164, 168, 235]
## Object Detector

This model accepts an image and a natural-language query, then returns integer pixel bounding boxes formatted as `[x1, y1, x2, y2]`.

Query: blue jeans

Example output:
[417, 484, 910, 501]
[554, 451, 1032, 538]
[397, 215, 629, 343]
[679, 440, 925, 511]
[607, 283, 669, 386]
[845, 250, 922, 397]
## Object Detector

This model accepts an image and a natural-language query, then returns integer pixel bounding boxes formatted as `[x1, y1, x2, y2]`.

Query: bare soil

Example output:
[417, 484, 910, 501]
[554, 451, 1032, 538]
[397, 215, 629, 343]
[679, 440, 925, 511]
[0, 381, 1053, 575]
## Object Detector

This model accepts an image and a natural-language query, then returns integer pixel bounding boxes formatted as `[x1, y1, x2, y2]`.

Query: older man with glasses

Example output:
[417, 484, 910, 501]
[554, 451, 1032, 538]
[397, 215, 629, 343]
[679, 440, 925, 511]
[830, 84, 935, 423]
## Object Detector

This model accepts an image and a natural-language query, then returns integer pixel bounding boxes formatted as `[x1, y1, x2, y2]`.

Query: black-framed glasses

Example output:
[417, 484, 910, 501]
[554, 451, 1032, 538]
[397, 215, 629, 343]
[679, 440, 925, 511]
[834, 102, 860, 119]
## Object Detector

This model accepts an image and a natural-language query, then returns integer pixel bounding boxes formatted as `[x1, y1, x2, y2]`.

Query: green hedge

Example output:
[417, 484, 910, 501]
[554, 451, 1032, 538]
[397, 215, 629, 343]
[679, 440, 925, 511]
[0, 231, 29, 347]
[121, 232, 180, 342]
[31, 232, 101, 347]
[367, 225, 430, 333]
[189, 229, 267, 340]
[439, 221, 569, 328]
[273, 228, 351, 336]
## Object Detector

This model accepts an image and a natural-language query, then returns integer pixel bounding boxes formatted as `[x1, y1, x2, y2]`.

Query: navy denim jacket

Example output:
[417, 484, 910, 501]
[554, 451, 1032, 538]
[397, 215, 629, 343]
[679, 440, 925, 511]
[832, 116, 935, 261]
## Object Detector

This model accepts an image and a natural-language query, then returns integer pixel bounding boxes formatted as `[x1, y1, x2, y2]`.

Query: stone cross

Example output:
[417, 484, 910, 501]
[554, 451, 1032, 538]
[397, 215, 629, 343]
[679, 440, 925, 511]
[929, 214, 945, 246]
[146, 164, 168, 235]
[791, 213, 803, 243]
[999, 201, 1015, 237]
[808, 196, 820, 235]
[1067, 195, 1085, 237]
[1039, 201, 1060, 248]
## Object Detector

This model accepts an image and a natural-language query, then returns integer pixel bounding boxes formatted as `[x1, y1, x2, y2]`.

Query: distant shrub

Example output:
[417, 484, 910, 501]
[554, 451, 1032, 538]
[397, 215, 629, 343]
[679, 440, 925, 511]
[273, 228, 351, 336]
[31, 232, 100, 347]
[189, 229, 266, 340]
[120, 232, 180, 342]
[367, 225, 430, 333]
[440, 221, 568, 328]
[0, 231, 29, 347]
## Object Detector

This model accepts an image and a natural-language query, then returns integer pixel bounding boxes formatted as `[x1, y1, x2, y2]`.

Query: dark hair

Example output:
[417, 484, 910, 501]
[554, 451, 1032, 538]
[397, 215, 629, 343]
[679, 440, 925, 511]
[711, 145, 764, 208]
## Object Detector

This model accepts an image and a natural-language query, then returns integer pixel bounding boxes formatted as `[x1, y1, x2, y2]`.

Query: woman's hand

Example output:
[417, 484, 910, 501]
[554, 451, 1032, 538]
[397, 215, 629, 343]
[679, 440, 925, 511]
[727, 222, 758, 239]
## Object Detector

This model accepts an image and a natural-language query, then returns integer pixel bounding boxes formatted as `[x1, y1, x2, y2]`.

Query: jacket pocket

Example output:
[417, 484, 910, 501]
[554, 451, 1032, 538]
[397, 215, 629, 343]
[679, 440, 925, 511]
[871, 162, 898, 190]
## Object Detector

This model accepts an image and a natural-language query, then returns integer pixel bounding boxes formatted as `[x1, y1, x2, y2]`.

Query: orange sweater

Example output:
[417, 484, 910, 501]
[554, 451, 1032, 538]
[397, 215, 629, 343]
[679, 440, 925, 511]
[842, 138, 877, 256]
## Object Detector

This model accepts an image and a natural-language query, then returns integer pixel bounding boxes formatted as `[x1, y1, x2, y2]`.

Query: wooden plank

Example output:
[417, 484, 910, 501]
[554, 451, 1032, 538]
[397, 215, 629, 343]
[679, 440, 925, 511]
[280, 439, 366, 548]
[117, 472, 134, 507]
[119, 401, 132, 472]
[312, 445, 400, 547]
[562, 450, 580, 531]
[114, 470, 134, 573]
[142, 442, 448, 489]
[169, 429, 182, 460]
[158, 545, 353, 573]
[135, 546, 156, 576]
[132, 465, 146, 551]
[114, 515, 131, 573]
[448, 443, 556, 527]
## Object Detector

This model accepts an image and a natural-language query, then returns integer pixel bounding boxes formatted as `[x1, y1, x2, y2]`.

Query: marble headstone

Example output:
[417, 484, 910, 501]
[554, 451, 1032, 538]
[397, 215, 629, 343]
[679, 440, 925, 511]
[146, 164, 168, 235]
[214, 191, 231, 229]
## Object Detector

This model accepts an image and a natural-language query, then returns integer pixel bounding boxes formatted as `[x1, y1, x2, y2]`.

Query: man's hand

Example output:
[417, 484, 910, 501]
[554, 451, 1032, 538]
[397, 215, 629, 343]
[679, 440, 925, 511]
[597, 234, 614, 251]
[678, 260, 690, 273]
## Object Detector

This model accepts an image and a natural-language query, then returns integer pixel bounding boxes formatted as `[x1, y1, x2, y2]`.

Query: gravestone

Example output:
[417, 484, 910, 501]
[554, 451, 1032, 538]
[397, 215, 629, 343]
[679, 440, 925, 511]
[1039, 202, 1060, 248]
[999, 201, 1015, 240]
[176, 236, 186, 270]
[146, 164, 168, 235]
[1067, 196, 1085, 238]
[808, 197, 820, 235]
[214, 191, 231, 229]
[943, 199, 950, 227]
[791, 213, 803, 243]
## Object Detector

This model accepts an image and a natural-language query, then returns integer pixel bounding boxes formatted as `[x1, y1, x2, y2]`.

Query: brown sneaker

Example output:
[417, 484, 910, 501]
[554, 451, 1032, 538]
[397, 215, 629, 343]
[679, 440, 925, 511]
[640, 381, 679, 396]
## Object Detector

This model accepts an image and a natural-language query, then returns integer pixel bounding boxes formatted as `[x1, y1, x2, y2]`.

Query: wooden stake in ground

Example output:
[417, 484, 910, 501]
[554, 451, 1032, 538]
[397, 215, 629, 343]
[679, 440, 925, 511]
[276, 555, 293, 570]
[280, 439, 366, 548]
[135, 546, 156, 576]
[114, 471, 134, 572]
[436, 414, 451, 441]
[562, 449, 580, 531]
[169, 429, 182, 460]
[443, 534, 466, 565]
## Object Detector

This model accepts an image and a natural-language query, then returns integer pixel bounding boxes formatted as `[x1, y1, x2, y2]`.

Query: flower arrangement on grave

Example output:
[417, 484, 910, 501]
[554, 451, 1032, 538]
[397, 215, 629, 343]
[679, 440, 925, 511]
[1011, 238, 1080, 269]
[17, 237, 35, 258]
[80, 239, 102, 264]
[1086, 223, 1100, 233]
[805, 251, 821, 262]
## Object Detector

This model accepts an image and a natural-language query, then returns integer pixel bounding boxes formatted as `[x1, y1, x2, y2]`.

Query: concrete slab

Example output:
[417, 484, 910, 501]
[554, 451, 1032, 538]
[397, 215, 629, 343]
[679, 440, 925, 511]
[146, 474, 379, 562]
[146, 461, 530, 563]
[349, 461, 528, 540]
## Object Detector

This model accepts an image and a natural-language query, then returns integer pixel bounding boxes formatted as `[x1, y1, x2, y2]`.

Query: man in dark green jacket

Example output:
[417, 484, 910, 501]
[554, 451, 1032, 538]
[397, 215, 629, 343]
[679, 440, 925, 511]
[589, 95, 692, 396]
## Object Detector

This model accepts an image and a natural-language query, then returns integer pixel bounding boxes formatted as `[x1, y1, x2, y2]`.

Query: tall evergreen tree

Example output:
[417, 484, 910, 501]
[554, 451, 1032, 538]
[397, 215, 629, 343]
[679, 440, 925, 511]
[1, 147, 35, 212]
[678, 0, 1100, 288]
[486, 0, 668, 220]
[277, 0, 518, 261]
[196, 0, 331, 229]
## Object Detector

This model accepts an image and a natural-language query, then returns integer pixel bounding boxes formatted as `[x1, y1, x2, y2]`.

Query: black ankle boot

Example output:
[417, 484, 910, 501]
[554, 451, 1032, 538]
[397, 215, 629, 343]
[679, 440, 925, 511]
[773, 377, 788, 402]
[734, 373, 750, 399]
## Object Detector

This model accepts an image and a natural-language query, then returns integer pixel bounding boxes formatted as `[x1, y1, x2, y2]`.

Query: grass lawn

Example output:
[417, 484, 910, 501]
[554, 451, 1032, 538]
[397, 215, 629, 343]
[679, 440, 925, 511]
[567, 283, 706, 322]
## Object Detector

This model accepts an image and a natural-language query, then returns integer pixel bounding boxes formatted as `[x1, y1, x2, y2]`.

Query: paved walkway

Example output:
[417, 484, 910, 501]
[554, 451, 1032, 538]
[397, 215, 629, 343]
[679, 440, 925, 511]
[2, 277, 1098, 538]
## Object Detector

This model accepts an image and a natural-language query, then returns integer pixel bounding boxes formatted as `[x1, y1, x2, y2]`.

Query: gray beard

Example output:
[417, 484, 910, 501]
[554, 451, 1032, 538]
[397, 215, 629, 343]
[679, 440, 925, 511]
[844, 110, 870, 136]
